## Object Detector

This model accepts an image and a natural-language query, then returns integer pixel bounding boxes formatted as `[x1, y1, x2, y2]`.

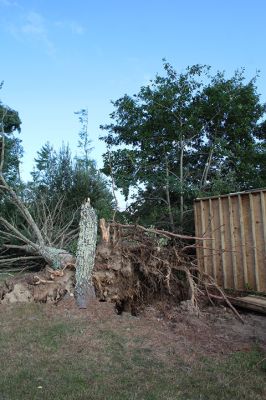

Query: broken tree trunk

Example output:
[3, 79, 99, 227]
[75, 199, 97, 309]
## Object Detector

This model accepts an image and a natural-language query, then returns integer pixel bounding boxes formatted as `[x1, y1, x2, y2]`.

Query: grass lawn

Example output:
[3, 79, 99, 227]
[0, 301, 265, 400]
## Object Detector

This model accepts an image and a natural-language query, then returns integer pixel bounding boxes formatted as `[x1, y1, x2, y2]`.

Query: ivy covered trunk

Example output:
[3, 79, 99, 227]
[75, 199, 97, 308]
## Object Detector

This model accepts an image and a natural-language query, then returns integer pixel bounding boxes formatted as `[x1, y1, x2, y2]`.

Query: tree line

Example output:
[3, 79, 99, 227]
[1, 62, 266, 250]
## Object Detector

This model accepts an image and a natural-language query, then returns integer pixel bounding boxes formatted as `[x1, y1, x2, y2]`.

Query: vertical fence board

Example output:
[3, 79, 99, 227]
[222, 197, 233, 289]
[228, 196, 238, 288]
[238, 194, 248, 286]
[242, 194, 256, 288]
[218, 197, 227, 288]
[200, 200, 208, 274]
[253, 193, 265, 291]
[212, 198, 223, 287]
[249, 194, 260, 291]
[230, 195, 242, 289]
[194, 200, 204, 273]
[209, 199, 217, 282]
[260, 192, 266, 289]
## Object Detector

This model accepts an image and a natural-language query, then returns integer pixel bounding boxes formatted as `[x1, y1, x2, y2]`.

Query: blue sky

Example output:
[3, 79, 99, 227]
[1, 0, 266, 188]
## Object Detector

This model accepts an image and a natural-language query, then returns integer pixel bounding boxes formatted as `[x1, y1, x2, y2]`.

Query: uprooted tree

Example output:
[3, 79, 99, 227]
[0, 117, 244, 320]
[1, 104, 98, 308]
[0, 83, 245, 321]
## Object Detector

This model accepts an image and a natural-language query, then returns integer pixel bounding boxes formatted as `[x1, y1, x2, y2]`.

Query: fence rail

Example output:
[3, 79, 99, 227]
[194, 189, 266, 292]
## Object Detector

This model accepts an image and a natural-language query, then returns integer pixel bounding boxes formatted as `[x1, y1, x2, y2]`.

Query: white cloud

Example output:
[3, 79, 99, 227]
[0, 0, 13, 5]
[21, 12, 45, 35]
[69, 21, 85, 35]
[0, 0, 20, 7]
[2, 8, 85, 55]
[54, 19, 86, 35]
[11, 11, 55, 55]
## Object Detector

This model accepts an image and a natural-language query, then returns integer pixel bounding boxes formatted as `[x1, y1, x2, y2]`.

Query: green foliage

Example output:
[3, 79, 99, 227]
[0, 86, 24, 248]
[74, 108, 93, 167]
[0, 93, 113, 253]
[27, 129, 113, 252]
[30, 142, 113, 219]
[0, 84, 23, 185]
[31, 142, 73, 194]
[101, 62, 266, 232]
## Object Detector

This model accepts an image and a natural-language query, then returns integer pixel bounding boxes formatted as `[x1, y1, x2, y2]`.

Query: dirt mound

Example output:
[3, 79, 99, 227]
[0, 267, 75, 304]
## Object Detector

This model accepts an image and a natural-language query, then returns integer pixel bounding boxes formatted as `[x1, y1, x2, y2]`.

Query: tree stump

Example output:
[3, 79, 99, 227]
[75, 199, 97, 308]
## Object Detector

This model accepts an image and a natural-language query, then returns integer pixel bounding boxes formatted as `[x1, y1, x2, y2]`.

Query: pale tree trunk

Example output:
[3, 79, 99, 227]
[200, 146, 214, 189]
[165, 154, 174, 231]
[75, 199, 97, 308]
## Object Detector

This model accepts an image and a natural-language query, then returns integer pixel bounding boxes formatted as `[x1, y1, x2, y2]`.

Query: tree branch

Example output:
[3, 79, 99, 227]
[109, 222, 212, 241]
[0, 173, 45, 246]
[0, 217, 38, 249]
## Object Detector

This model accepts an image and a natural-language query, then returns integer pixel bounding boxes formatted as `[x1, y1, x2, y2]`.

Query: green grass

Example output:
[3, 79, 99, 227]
[0, 303, 265, 400]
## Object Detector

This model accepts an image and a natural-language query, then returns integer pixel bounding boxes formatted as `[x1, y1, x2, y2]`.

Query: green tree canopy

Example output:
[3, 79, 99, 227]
[0, 82, 23, 184]
[100, 63, 266, 232]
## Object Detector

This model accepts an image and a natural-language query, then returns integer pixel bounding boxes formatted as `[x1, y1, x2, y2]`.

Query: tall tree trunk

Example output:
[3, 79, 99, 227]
[200, 146, 214, 189]
[165, 154, 174, 231]
[75, 199, 97, 308]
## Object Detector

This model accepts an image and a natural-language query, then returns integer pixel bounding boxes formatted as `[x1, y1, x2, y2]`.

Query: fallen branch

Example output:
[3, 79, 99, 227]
[110, 222, 212, 241]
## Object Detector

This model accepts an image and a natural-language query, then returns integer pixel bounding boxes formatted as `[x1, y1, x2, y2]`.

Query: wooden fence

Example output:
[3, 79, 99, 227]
[194, 189, 266, 293]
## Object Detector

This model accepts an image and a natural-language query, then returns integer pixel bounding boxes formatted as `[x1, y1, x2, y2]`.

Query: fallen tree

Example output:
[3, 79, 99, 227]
[0, 215, 244, 323]
[0, 120, 244, 321]
[1, 121, 97, 308]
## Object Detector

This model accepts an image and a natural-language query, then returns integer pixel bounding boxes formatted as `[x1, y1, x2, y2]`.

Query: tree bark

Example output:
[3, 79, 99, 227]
[200, 146, 214, 189]
[165, 154, 175, 231]
[75, 199, 97, 308]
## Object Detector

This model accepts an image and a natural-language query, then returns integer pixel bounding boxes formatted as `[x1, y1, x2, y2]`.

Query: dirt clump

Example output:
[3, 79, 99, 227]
[0, 267, 75, 304]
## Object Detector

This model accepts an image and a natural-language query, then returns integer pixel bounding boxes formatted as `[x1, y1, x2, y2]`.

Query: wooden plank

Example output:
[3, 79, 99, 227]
[195, 188, 266, 202]
[218, 197, 227, 288]
[260, 191, 266, 248]
[212, 198, 223, 287]
[231, 195, 244, 290]
[230, 295, 266, 314]
[249, 194, 260, 291]
[238, 194, 248, 286]
[228, 196, 238, 289]
[241, 296, 266, 306]
[260, 191, 266, 292]
[200, 200, 208, 274]
[222, 197, 233, 288]
[242, 194, 256, 289]
[194, 201, 203, 272]
[209, 199, 217, 281]
[253, 192, 265, 292]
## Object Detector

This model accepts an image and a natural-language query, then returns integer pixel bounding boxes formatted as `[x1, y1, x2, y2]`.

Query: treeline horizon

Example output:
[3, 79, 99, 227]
[1, 62, 265, 240]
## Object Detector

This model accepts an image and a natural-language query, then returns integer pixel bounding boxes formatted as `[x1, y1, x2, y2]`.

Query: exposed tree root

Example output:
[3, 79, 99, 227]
[0, 220, 244, 323]
[92, 221, 242, 319]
